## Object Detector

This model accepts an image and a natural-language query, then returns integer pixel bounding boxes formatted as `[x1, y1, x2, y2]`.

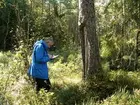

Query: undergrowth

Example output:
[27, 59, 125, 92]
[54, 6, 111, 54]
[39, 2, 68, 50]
[0, 51, 140, 105]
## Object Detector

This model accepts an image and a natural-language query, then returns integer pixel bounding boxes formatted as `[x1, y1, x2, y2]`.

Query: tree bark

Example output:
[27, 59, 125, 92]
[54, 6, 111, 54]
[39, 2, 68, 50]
[78, 0, 101, 79]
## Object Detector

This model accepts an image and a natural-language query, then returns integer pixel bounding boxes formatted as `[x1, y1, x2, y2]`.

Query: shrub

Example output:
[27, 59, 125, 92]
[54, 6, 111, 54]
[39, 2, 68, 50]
[0, 52, 140, 105]
[0, 52, 9, 66]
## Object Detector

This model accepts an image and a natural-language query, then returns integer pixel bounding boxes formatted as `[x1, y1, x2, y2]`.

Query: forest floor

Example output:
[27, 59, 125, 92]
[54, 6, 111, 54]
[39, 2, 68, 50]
[0, 52, 140, 105]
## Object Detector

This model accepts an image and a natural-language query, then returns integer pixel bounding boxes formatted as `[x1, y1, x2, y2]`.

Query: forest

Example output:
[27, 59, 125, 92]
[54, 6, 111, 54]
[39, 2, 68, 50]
[0, 0, 140, 105]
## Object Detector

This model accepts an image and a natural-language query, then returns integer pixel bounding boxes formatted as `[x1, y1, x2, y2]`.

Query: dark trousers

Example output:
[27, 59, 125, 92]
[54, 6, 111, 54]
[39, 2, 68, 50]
[33, 78, 51, 92]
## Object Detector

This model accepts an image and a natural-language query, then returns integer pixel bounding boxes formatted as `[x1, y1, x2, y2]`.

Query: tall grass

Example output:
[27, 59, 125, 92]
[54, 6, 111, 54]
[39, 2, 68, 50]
[83, 89, 140, 105]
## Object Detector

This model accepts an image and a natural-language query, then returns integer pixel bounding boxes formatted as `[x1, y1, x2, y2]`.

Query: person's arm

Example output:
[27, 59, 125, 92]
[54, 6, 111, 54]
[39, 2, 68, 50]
[35, 44, 50, 63]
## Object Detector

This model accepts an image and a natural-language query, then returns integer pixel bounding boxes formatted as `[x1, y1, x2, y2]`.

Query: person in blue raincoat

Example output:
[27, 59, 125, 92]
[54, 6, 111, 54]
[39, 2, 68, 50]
[28, 38, 55, 92]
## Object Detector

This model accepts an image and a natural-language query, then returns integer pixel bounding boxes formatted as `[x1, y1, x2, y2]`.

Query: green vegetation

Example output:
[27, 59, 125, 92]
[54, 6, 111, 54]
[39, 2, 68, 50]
[0, 0, 140, 105]
[0, 52, 140, 105]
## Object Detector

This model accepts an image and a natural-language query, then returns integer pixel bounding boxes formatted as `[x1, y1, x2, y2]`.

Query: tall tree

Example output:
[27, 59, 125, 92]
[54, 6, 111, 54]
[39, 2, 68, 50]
[78, 0, 100, 79]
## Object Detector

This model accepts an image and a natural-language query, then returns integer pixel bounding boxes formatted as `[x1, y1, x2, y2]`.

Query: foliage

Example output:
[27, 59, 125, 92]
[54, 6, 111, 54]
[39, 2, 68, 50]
[0, 0, 78, 50]
[0, 52, 9, 66]
[0, 52, 140, 105]
[0, 0, 140, 105]
[83, 89, 140, 105]
[97, 0, 140, 70]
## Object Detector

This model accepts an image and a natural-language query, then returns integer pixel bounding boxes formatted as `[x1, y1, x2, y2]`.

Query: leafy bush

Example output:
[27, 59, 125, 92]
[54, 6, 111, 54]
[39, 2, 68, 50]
[100, 35, 136, 70]
[108, 70, 140, 89]
[0, 52, 9, 66]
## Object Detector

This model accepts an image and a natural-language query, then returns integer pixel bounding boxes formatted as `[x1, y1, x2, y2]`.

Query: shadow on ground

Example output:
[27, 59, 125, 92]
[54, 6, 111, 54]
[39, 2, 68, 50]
[50, 70, 140, 105]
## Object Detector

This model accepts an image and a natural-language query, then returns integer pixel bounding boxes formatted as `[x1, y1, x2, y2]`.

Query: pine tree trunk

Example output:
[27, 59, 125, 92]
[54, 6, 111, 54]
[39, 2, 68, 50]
[78, 0, 100, 79]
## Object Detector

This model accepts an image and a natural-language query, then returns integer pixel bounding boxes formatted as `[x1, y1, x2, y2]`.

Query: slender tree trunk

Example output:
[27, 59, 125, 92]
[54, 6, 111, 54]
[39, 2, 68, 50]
[78, 0, 101, 79]
[135, 31, 140, 70]
[4, 11, 10, 50]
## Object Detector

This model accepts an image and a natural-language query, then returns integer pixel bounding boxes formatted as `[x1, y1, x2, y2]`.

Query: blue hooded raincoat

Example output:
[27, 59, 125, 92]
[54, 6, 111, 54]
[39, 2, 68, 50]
[28, 40, 51, 79]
